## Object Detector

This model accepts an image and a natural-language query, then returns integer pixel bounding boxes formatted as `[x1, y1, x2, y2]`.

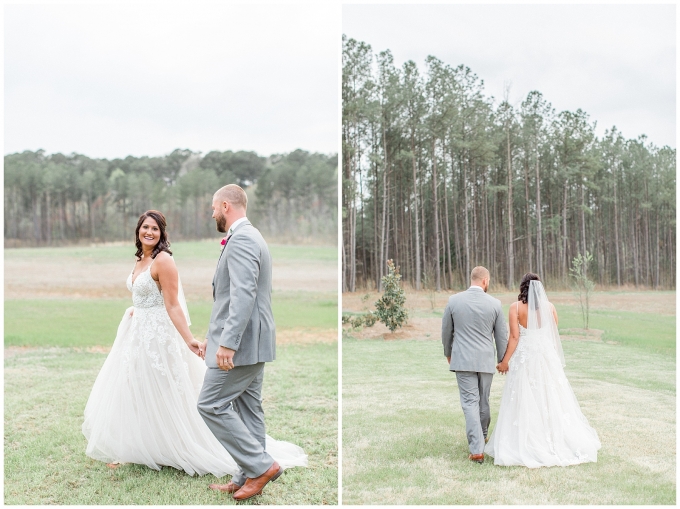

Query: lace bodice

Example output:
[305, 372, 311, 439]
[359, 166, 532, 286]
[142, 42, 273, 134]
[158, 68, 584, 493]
[127, 265, 164, 309]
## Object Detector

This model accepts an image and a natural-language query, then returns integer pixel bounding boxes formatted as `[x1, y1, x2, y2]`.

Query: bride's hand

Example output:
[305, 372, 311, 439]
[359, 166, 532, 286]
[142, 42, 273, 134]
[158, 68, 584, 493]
[198, 340, 207, 360]
[497, 361, 509, 374]
[186, 338, 203, 357]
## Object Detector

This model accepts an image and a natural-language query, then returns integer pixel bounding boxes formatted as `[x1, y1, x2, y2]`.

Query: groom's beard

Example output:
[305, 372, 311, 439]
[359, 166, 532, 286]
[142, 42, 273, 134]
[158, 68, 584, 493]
[215, 214, 227, 233]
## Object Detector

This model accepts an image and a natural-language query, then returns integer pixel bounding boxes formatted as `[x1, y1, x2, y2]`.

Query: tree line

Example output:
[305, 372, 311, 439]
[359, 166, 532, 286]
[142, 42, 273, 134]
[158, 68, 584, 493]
[342, 35, 676, 292]
[5, 148, 337, 245]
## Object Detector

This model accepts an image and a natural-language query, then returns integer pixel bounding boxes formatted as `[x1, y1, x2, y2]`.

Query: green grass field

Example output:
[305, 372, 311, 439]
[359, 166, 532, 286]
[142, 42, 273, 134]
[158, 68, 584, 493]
[407, 300, 676, 356]
[4, 242, 338, 505]
[5, 342, 337, 505]
[5, 292, 337, 347]
[342, 302, 676, 505]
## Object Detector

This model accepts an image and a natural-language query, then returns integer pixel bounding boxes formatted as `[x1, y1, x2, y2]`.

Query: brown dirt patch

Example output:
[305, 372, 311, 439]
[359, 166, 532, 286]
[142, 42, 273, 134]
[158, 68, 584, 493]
[343, 289, 675, 316]
[343, 289, 674, 342]
[343, 316, 441, 341]
[4, 328, 336, 358]
[4, 346, 40, 358]
[276, 328, 338, 345]
[5, 258, 337, 300]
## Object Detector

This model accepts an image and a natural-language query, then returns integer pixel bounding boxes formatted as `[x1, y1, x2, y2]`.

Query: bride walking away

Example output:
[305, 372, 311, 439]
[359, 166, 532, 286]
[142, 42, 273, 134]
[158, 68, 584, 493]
[485, 273, 601, 467]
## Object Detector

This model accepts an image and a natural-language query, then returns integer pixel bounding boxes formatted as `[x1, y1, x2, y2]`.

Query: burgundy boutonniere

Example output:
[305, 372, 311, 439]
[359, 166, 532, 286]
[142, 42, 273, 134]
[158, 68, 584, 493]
[220, 236, 227, 251]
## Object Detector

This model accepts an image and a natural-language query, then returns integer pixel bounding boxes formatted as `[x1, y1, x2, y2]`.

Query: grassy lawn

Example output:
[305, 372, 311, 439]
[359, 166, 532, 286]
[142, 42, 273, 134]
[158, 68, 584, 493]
[4, 241, 338, 504]
[5, 292, 337, 347]
[5, 342, 337, 505]
[406, 302, 676, 356]
[549, 307, 675, 354]
[342, 305, 676, 504]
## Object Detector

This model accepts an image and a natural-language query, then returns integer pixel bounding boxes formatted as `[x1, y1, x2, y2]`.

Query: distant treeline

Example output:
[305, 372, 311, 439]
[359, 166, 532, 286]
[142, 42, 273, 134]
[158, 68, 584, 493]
[5, 148, 337, 245]
[342, 36, 676, 291]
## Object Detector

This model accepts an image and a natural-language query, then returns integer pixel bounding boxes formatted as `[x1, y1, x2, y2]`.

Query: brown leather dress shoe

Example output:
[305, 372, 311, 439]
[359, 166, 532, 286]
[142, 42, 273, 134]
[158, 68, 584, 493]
[469, 453, 484, 463]
[209, 481, 241, 494]
[232, 461, 283, 501]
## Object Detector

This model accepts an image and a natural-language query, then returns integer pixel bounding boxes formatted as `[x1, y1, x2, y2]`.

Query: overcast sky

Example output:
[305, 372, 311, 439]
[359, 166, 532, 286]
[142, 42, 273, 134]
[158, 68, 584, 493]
[344, 3, 675, 148]
[5, 3, 339, 159]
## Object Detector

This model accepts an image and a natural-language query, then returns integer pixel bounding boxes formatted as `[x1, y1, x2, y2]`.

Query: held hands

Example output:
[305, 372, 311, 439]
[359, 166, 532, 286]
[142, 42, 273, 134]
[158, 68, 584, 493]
[186, 337, 205, 359]
[216, 346, 236, 372]
[496, 361, 509, 374]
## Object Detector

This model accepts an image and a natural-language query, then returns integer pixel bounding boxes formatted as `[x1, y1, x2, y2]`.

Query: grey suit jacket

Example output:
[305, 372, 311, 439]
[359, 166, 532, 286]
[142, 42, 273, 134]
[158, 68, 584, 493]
[442, 287, 508, 374]
[205, 220, 276, 368]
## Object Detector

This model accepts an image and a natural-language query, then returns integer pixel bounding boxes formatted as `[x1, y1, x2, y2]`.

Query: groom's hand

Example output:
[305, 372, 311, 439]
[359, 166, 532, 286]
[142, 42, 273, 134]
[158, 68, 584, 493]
[446, 356, 451, 364]
[496, 361, 509, 374]
[216, 346, 236, 371]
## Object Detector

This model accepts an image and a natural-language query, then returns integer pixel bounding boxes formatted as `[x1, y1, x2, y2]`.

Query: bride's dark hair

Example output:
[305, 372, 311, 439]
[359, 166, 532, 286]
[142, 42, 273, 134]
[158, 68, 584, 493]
[134, 210, 172, 261]
[518, 272, 540, 304]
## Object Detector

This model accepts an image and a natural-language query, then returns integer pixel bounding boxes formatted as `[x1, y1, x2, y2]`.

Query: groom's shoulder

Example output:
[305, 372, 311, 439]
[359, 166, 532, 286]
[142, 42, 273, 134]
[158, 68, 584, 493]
[446, 290, 467, 307]
[234, 223, 270, 253]
[242, 223, 268, 246]
[484, 292, 503, 309]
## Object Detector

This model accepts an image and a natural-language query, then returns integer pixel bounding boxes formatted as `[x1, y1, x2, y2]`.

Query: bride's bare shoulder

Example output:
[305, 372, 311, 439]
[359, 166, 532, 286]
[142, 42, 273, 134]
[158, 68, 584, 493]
[154, 250, 173, 261]
[152, 251, 176, 271]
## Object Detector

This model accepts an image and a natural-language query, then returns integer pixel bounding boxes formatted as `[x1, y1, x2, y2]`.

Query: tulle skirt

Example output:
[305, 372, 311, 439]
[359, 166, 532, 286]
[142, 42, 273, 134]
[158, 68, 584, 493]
[82, 306, 307, 477]
[485, 332, 601, 468]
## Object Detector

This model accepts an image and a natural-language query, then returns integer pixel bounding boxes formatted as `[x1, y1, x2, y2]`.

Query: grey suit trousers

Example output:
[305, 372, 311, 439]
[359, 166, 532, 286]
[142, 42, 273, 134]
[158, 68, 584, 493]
[456, 371, 494, 455]
[197, 363, 274, 483]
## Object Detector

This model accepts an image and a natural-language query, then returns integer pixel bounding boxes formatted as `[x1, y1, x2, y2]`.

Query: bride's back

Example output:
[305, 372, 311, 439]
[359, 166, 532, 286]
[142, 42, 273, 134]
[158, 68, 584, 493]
[515, 301, 529, 329]
[514, 298, 559, 330]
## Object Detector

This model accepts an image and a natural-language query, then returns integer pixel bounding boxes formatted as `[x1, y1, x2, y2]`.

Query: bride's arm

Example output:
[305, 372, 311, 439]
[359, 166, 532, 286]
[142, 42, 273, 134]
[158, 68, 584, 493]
[153, 252, 202, 356]
[497, 303, 519, 373]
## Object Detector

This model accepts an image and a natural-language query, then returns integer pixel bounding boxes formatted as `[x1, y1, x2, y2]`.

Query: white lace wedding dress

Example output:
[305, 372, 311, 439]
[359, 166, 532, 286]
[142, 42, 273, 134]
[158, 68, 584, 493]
[484, 281, 601, 467]
[82, 261, 308, 476]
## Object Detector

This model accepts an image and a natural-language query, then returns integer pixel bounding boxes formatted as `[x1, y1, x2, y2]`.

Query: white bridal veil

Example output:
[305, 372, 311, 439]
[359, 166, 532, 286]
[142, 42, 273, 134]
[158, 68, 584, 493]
[527, 280, 565, 367]
[176, 276, 191, 326]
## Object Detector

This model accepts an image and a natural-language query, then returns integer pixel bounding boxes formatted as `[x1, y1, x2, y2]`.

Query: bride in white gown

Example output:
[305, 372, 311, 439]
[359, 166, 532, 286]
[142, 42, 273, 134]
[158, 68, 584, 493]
[82, 210, 307, 477]
[484, 274, 601, 467]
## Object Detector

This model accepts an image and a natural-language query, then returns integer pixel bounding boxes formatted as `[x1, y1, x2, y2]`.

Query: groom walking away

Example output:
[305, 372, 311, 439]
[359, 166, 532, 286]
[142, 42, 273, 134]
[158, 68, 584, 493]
[197, 184, 281, 501]
[442, 266, 507, 464]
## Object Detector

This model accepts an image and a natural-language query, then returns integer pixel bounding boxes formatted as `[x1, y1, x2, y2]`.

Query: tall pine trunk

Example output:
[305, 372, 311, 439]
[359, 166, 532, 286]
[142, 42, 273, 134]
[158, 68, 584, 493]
[411, 138, 421, 290]
[432, 138, 441, 291]
[535, 155, 543, 278]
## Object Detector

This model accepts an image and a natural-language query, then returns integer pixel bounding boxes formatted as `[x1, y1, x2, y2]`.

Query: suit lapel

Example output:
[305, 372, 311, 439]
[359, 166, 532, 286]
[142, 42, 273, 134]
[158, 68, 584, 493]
[212, 220, 252, 300]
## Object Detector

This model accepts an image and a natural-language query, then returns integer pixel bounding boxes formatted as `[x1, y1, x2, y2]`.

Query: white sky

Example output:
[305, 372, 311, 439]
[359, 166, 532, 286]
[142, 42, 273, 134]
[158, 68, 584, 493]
[4, 3, 339, 159]
[343, 3, 676, 148]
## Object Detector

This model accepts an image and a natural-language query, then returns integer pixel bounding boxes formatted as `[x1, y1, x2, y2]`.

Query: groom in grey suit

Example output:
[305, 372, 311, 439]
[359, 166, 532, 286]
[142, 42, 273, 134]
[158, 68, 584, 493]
[442, 266, 507, 463]
[197, 184, 281, 501]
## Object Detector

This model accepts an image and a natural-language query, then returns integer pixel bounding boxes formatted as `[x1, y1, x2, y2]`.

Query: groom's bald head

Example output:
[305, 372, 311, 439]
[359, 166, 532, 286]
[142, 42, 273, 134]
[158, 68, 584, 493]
[470, 266, 490, 291]
[214, 184, 247, 211]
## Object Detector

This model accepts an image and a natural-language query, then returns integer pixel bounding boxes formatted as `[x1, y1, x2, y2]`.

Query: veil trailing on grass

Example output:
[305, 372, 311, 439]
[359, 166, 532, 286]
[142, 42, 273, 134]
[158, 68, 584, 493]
[527, 280, 565, 367]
